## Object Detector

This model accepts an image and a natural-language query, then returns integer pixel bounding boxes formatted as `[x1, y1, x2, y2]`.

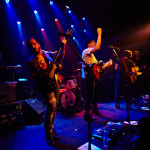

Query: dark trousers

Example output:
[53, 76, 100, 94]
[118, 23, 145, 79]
[83, 74, 99, 115]
[115, 77, 133, 106]
[43, 82, 60, 132]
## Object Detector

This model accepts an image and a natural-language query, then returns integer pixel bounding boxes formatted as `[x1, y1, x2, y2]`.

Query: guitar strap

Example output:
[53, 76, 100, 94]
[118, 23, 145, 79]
[121, 57, 135, 83]
[121, 57, 130, 75]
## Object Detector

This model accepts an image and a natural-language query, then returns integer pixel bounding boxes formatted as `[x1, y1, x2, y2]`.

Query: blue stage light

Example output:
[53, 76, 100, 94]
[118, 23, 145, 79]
[50, 1, 53, 5]
[73, 37, 76, 40]
[5, 0, 10, 4]
[34, 10, 38, 14]
[17, 21, 21, 25]
[68, 10, 71, 14]
[84, 29, 86, 32]
[82, 17, 85, 20]
[71, 25, 74, 28]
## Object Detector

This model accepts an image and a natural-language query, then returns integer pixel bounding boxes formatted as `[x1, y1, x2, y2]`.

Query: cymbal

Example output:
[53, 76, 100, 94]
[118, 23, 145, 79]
[68, 76, 78, 78]
[73, 68, 81, 72]
[0, 65, 22, 70]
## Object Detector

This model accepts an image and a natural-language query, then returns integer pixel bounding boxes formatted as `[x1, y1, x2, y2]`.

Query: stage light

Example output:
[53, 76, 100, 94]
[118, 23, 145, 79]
[17, 21, 21, 25]
[50, 1, 53, 5]
[82, 17, 85, 20]
[22, 41, 25, 45]
[55, 18, 58, 22]
[65, 6, 70, 9]
[73, 37, 76, 40]
[84, 29, 86, 32]
[5, 0, 10, 4]
[68, 10, 71, 14]
[71, 25, 74, 28]
[34, 10, 38, 14]
[41, 28, 44, 31]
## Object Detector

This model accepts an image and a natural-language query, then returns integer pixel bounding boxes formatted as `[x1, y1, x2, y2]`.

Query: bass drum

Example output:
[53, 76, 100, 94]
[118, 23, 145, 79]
[60, 90, 76, 110]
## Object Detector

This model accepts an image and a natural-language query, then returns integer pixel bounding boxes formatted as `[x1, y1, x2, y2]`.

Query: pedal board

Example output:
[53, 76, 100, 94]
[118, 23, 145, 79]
[92, 121, 138, 146]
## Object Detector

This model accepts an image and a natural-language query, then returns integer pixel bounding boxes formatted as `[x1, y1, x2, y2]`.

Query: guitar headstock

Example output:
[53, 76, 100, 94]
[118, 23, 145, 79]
[66, 28, 73, 35]
[108, 59, 113, 66]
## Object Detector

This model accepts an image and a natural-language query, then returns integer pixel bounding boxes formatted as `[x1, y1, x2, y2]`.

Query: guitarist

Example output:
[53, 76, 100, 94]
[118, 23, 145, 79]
[81, 28, 102, 121]
[115, 50, 138, 109]
[27, 37, 66, 146]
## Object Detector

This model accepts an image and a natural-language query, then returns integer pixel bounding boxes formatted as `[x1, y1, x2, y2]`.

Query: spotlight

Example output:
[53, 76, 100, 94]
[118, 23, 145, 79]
[50, 1, 53, 5]
[5, 0, 10, 4]
[71, 25, 74, 28]
[73, 37, 76, 40]
[41, 28, 44, 31]
[65, 6, 70, 9]
[17, 21, 21, 25]
[22, 41, 25, 45]
[34, 10, 38, 14]
[55, 18, 58, 22]
[84, 29, 86, 32]
[68, 10, 71, 14]
[82, 17, 85, 20]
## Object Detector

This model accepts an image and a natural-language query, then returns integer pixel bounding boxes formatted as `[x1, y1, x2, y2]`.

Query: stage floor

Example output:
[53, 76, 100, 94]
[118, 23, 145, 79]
[0, 101, 149, 150]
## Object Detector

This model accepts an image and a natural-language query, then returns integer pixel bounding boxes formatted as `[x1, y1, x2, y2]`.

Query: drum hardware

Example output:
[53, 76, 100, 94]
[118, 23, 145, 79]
[0, 65, 22, 81]
[73, 68, 81, 72]
[68, 75, 78, 78]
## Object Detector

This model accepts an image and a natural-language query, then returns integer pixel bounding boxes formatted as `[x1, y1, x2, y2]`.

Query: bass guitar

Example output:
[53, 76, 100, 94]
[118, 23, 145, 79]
[40, 28, 73, 90]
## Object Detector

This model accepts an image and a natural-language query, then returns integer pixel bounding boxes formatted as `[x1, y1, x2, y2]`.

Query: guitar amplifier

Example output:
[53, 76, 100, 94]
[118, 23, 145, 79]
[0, 81, 17, 103]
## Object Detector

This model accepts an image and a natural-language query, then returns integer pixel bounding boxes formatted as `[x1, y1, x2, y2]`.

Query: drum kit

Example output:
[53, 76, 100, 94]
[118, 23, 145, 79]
[59, 68, 83, 112]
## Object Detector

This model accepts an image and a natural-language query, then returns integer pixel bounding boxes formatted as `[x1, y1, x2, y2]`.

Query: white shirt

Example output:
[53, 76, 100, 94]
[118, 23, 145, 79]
[81, 48, 98, 78]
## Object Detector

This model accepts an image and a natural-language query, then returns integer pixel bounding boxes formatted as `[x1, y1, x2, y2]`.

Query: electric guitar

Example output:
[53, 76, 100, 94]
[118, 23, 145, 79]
[91, 59, 113, 81]
[129, 65, 144, 83]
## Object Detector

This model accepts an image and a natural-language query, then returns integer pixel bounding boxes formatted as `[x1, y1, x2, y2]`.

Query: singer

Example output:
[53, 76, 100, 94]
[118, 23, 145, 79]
[81, 28, 103, 121]
[26, 37, 67, 146]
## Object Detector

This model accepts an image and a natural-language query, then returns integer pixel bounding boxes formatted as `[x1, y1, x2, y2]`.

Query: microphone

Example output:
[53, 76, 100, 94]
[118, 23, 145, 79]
[108, 45, 120, 50]
[58, 33, 73, 37]
[58, 28, 73, 38]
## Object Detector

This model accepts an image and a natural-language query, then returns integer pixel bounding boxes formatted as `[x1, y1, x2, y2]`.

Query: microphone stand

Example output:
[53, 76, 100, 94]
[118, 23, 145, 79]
[111, 47, 131, 123]
[65, 37, 112, 150]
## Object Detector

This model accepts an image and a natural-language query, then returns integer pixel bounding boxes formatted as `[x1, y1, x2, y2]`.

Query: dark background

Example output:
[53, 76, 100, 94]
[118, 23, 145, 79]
[0, 0, 150, 99]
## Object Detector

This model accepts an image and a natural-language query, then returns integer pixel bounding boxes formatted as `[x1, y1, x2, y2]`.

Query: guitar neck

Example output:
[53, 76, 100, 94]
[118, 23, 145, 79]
[47, 43, 64, 74]
[102, 62, 110, 70]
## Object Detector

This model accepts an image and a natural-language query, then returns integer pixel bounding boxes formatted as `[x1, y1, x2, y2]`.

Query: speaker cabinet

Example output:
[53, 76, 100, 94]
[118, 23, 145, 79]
[23, 99, 45, 116]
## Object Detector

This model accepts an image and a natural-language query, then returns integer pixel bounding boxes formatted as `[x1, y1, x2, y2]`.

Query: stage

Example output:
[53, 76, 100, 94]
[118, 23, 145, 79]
[0, 100, 149, 150]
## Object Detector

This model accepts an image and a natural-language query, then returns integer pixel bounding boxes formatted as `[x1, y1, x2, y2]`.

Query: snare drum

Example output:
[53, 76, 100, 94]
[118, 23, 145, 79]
[60, 90, 76, 110]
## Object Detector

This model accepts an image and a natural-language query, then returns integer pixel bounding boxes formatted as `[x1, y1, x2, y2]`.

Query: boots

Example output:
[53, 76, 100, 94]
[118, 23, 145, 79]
[52, 129, 60, 139]
[46, 130, 55, 146]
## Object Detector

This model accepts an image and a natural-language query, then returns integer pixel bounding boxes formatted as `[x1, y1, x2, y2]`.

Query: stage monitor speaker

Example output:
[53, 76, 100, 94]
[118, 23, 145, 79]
[23, 99, 45, 116]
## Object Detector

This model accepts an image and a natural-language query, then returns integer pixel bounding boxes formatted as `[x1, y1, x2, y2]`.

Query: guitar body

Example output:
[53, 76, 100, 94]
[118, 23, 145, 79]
[91, 63, 104, 81]
[129, 73, 137, 83]
[91, 59, 113, 81]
